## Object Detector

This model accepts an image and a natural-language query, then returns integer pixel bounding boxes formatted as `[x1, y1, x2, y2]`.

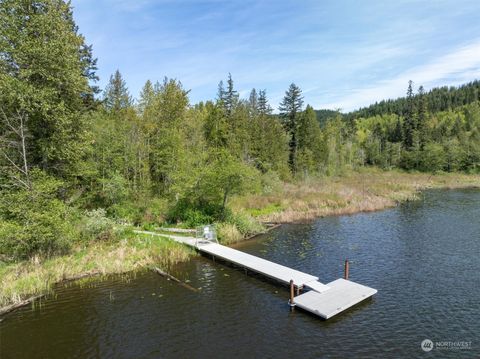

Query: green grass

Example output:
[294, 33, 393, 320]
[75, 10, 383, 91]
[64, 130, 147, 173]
[0, 234, 194, 309]
[2, 168, 478, 311]
[232, 168, 480, 222]
[247, 203, 284, 218]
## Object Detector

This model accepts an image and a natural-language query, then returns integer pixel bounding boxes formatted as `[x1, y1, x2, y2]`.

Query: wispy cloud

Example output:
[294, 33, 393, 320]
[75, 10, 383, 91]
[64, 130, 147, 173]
[320, 40, 480, 111]
[71, 0, 480, 111]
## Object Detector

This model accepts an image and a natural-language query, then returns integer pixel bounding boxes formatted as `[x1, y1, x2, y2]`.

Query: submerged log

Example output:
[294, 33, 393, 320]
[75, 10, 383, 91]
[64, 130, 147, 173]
[62, 270, 101, 283]
[153, 267, 199, 292]
[0, 294, 45, 316]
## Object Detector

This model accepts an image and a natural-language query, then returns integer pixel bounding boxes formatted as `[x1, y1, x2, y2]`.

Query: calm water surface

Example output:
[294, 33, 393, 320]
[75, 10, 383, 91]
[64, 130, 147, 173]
[1, 189, 479, 358]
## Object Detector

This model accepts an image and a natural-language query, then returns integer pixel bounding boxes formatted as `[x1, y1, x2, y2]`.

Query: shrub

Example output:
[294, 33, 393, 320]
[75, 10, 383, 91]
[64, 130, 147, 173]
[141, 197, 169, 224]
[420, 143, 447, 172]
[260, 170, 282, 195]
[79, 208, 117, 241]
[110, 200, 143, 225]
[193, 149, 261, 213]
[97, 173, 130, 207]
[166, 198, 222, 227]
[225, 211, 265, 236]
[217, 223, 242, 244]
[0, 171, 74, 260]
[182, 209, 213, 227]
[110, 197, 169, 226]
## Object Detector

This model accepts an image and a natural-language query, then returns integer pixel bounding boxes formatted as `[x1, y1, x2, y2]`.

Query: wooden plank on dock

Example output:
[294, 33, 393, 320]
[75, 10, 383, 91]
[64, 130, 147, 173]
[142, 230, 378, 320]
[294, 278, 377, 319]
[199, 242, 330, 290]
[304, 280, 331, 293]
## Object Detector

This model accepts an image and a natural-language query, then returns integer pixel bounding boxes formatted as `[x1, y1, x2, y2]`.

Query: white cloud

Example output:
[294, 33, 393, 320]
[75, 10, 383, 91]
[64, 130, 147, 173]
[320, 39, 480, 111]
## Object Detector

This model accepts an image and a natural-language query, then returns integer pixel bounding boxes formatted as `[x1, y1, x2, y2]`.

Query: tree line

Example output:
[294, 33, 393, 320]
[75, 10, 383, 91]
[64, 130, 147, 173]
[347, 80, 480, 120]
[1, 0, 479, 261]
[348, 80, 480, 172]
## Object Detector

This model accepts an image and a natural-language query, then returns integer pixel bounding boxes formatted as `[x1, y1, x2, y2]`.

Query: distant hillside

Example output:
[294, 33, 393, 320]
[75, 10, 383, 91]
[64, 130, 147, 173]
[345, 80, 480, 120]
[314, 109, 342, 126]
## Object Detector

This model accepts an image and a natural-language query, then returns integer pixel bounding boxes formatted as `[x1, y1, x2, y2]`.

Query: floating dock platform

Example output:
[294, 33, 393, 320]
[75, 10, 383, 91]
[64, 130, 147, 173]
[136, 230, 377, 319]
[294, 278, 377, 319]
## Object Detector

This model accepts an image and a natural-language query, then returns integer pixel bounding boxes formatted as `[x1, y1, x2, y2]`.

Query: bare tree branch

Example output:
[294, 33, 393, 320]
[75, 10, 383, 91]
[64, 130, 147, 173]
[0, 108, 31, 189]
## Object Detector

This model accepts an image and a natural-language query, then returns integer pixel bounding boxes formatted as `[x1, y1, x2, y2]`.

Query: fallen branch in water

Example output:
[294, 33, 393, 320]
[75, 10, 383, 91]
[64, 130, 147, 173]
[152, 267, 199, 292]
[0, 270, 114, 317]
[0, 294, 45, 316]
[241, 223, 282, 241]
[61, 270, 101, 283]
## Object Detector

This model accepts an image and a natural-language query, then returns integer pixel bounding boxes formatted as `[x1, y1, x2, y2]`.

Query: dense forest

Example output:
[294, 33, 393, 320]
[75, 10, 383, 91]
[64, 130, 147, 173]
[346, 80, 480, 120]
[1, 0, 479, 262]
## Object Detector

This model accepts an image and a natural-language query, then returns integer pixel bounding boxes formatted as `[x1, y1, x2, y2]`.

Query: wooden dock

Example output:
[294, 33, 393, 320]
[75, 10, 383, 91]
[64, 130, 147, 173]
[136, 229, 377, 319]
[198, 242, 330, 293]
[294, 279, 377, 319]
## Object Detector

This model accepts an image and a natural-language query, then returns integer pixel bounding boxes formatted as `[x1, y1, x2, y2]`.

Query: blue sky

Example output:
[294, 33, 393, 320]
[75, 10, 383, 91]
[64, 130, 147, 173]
[72, 0, 480, 112]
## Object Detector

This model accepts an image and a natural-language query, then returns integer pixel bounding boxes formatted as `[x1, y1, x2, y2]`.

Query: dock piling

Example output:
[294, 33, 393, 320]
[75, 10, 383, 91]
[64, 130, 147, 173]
[289, 279, 295, 309]
[153, 229, 377, 319]
[344, 259, 349, 280]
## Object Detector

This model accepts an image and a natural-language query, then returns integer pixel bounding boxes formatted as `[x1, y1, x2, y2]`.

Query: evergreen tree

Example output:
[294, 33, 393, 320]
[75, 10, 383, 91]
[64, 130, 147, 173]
[297, 106, 321, 150]
[0, 0, 97, 179]
[103, 70, 132, 111]
[204, 101, 229, 148]
[138, 80, 155, 115]
[258, 90, 273, 115]
[148, 78, 190, 194]
[248, 88, 259, 118]
[390, 118, 404, 143]
[217, 80, 226, 103]
[403, 80, 416, 148]
[349, 80, 480, 120]
[224, 73, 239, 116]
[417, 85, 428, 148]
[279, 83, 304, 172]
[297, 105, 322, 176]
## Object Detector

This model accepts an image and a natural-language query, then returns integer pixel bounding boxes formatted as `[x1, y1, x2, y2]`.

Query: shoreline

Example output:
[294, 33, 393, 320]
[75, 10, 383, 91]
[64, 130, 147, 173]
[1, 170, 479, 316]
[232, 169, 480, 224]
[0, 235, 194, 316]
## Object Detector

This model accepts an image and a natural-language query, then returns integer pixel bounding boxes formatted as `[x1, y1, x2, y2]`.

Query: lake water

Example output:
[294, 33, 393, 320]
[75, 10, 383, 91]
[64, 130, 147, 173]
[1, 189, 479, 358]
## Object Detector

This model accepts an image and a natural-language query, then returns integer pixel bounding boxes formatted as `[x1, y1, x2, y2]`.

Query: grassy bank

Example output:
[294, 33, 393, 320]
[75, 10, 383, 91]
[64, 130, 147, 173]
[232, 168, 480, 223]
[1, 169, 479, 313]
[0, 234, 193, 311]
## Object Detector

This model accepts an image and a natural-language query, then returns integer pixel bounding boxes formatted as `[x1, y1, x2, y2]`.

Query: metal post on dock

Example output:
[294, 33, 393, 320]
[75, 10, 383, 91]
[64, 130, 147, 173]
[344, 259, 349, 280]
[289, 279, 295, 309]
